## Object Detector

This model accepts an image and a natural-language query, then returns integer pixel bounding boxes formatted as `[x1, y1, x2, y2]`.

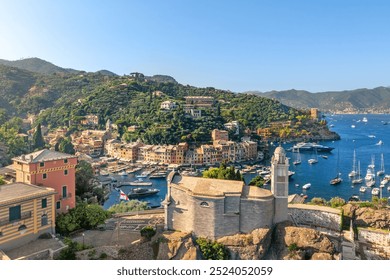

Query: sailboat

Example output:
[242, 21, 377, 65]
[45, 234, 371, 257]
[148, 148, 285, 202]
[293, 148, 301, 165]
[348, 149, 357, 177]
[330, 148, 342, 185]
[368, 155, 375, 169]
[352, 161, 363, 184]
[377, 153, 385, 176]
[308, 148, 318, 164]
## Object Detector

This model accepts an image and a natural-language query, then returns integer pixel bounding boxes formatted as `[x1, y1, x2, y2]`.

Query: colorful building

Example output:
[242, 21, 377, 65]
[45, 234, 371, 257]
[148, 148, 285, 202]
[0, 183, 56, 251]
[13, 149, 78, 214]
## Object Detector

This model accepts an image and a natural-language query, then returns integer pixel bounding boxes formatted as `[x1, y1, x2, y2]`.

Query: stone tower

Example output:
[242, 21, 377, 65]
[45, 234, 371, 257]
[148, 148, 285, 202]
[270, 146, 289, 224]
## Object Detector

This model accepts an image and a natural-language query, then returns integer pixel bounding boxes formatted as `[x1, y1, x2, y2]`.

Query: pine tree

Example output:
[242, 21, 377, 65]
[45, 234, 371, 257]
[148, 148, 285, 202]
[32, 123, 45, 150]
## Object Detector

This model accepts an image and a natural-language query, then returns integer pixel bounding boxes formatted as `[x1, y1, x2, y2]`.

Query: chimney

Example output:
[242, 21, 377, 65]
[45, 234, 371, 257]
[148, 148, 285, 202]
[30, 155, 33, 162]
[22, 155, 25, 161]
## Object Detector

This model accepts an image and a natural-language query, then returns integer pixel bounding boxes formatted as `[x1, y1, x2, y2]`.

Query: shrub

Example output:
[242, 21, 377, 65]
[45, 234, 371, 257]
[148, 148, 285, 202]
[329, 197, 346, 208]
[310, 197, 327, 206]
[288, 243, 298, 252]
[140, 226, 156, 241]
[196, 237, 230, 260]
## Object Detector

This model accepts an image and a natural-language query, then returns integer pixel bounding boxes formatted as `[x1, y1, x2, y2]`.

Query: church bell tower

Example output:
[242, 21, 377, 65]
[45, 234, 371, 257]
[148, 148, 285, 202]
[270, 146, 289, 224]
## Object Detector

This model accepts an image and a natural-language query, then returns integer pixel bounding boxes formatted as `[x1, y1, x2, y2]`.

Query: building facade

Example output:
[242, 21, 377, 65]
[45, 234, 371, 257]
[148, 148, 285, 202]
[13, 149, 78, 214]
[0, 183, 56, 251]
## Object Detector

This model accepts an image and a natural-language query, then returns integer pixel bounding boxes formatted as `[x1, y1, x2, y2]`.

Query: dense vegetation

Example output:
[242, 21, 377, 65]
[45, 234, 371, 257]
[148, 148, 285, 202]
[55, 203, 110, 235]
[202, 163, 243, 181]
[0, 58, 338, 164]
[196, 237, 230, 260]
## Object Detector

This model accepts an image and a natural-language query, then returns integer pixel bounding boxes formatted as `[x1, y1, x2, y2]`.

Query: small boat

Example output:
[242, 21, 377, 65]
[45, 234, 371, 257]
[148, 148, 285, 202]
[127, 187, 160, 198]
[387, 186, 390, 191]
[359, 186, 367, 193]
[149, 171, 168, 179]
[366, 179, 375, 188]
[368, 135, 376, 138]
[362, 117, 368, 123]
[119, 170, 128, 176]
[295, 183, 299, 188]
[302, 183, 311, 190]
[128, 178, 153, 186]
[371, 188, 380, 196]
[352, 161, 363, 184]
[348, 195, 360, 202]
[351, 125, 355, 128]
[136, 171, 150, 178]
[377, 153, 385, 176]
[376, 140, 384, 146]
[330, 176, 342, 185]
[320, 155, 328, 159]
[308, 158, 318, 164]
[293, 148, 301, 165]
[348, 150, 357, 177]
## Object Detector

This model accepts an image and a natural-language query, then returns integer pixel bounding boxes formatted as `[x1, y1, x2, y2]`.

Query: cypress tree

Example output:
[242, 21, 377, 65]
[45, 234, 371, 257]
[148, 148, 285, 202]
[32, 123, 45, 150]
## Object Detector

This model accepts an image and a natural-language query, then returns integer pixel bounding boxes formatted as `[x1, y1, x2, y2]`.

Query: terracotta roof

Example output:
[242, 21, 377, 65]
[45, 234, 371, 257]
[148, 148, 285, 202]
[0, 182, 56, 206]
[12, 149, 77, 164]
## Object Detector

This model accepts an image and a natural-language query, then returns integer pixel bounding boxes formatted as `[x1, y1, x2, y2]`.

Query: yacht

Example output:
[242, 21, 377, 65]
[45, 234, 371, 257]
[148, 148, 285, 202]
[377, 154, 385, 176]
[293, 149, 301, 165]
[128, 178, 153, 186]
[136, 171, 151, 178]
[371, 188, 380, 196]
[348, 150, 357, 177]
[359, 186, 367, 193]
[290, 142, 334, 152]
[352, 161, 363, 184]
[127, 187, 159, 198]
[302, 183, 311, 190]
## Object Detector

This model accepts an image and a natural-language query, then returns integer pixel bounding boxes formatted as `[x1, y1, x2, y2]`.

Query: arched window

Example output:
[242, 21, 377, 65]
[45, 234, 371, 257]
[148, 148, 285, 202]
[200, 201, 209, 208]
[18, 225, 27, 232]
[41, 214, 48, 226]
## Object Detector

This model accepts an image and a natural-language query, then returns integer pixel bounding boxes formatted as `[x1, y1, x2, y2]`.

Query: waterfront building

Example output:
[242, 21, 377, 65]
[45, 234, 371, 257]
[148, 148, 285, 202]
[12, 149, 77, 214]
[0, 182, 56, 251]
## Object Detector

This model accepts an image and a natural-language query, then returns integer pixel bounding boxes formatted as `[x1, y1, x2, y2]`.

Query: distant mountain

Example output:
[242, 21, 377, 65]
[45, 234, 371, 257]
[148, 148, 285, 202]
[0, 57, 80, 75]
[244, 87, 390, 113]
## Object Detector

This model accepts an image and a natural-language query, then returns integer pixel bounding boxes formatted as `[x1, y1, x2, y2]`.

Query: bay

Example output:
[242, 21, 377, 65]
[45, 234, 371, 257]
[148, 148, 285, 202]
[103, 113, 390, 209]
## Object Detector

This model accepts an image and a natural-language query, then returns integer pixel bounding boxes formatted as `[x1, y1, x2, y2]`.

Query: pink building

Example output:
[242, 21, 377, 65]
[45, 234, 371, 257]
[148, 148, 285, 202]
[13, 149, 78, 214]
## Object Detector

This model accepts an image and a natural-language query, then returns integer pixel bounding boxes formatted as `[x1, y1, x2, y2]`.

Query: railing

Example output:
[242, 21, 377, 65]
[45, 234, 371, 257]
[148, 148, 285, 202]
[59, 193, 72, 200]
[0, 211, 32, 226]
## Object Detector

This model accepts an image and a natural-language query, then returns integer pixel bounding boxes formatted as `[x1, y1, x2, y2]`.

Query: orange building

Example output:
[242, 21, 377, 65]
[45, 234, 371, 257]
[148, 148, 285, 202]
[12, 149, 78, 214]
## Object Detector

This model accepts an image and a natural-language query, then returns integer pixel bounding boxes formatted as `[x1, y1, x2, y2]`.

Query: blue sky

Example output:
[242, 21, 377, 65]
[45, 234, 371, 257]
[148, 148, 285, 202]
[1, 0, 390, 92]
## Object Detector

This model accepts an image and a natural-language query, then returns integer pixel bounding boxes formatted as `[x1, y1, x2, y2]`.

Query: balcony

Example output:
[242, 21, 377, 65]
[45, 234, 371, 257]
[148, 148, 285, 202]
[0, 211, 32, 227]
[59, 193, 72, 200]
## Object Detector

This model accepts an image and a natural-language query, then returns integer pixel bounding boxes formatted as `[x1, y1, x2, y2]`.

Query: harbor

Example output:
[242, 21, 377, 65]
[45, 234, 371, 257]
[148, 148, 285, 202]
[98, 114, 390, 209]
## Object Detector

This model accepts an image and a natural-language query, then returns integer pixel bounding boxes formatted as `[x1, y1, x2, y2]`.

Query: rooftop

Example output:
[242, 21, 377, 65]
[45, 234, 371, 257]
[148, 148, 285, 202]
[0, 182, 56, 206]
[12, 149, 77, 164]
[171, 174, 244, 197]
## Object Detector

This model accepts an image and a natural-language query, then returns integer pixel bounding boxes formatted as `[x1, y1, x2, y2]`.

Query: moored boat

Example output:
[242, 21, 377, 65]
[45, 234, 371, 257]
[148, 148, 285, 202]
[127, 187, 160, 198]
[128, 178, 153, 186]
[302, 183, 311, 190]
[289, 142, 334, 153]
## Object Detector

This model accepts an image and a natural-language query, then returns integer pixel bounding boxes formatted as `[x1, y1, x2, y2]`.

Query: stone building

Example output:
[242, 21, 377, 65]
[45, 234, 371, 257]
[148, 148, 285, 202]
[164, 147, 289, 239]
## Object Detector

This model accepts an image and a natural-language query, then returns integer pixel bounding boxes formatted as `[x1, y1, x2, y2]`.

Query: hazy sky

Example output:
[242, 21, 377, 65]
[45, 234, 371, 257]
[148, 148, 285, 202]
[1, 0, 390, 92]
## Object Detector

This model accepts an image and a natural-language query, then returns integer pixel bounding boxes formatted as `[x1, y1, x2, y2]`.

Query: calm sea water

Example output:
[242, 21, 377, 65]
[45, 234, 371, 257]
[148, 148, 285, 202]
[283, 114, 390, 202]
[103, 114, 390, 209]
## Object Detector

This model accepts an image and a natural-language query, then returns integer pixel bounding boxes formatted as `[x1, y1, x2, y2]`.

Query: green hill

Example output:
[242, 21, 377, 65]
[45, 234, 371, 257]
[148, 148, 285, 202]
[0, 57, 80, 75]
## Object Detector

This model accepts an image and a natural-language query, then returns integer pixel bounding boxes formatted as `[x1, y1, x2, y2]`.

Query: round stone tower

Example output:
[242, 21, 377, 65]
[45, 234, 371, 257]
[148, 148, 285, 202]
[270, 146, 289, 224]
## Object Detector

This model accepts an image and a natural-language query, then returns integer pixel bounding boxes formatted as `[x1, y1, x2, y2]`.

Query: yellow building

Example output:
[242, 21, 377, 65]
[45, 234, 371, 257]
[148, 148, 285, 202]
[0, 183, 56, 251]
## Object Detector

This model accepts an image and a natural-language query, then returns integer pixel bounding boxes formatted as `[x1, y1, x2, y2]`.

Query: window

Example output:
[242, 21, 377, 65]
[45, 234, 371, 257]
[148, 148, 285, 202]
[64, 169, 68, 175]
[200, 201, 209, 208]
[18, 225, 27, 232]
[56, 201, 61, 210]
[9, 205, 21, 222]
[27, 175, 30, 181]
[62, 186, 67, 198]
[43, 173, 47, 179]
[64, 159, 68, 164]
[39, 162, 44, 167]
[41, 214, 48, 226]
[42, 198, 47, 209]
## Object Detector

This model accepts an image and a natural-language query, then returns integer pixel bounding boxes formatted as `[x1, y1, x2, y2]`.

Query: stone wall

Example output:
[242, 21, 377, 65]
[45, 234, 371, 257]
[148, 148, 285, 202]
[288, 204, 341, 232]
[240, 198, 274, 233]
[359, 228, 390, 246]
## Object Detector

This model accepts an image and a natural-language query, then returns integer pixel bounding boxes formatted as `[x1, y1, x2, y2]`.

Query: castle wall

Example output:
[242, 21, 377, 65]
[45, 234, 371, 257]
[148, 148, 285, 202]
[358, 228, 390, 246]
[288, 204, 341, 232]
[240, 198, 274, 233]
[168, 187, 194, 233]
